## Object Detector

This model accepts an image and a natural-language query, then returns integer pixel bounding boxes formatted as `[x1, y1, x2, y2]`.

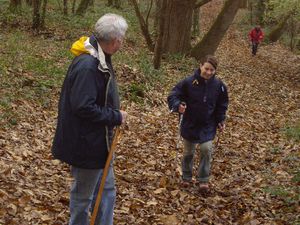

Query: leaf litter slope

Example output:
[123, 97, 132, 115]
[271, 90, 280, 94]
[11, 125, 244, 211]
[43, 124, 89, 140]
[114, 31, 300, 224]
[1, 32, 298, 225]
[1, 12, 300, 225]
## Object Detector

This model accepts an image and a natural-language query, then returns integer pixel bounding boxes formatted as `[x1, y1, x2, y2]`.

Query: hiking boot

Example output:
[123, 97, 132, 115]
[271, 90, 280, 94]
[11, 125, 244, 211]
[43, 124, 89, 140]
[199, 183, 209, 192]
[182, 179, 192, 188]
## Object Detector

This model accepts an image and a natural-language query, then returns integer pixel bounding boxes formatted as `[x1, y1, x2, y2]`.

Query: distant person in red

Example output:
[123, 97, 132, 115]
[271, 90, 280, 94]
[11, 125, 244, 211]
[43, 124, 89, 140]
[249, 25, 264, 56]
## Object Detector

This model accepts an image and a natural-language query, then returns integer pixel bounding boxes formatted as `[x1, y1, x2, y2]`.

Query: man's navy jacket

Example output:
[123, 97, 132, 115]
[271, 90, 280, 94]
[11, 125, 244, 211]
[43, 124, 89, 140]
[52, 35, 122, 169]
[167, 69, 229, 143]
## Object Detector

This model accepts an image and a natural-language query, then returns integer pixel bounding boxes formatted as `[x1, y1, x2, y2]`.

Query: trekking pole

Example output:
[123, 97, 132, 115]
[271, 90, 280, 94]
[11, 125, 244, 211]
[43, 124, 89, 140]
[215, 132, 221, 149]
[175, 102, 186, 162]
[215, 125, 224, 151]
[90, 127, 121, 225]
[175, 113, 183, 162]
[169, 102, 185, 183]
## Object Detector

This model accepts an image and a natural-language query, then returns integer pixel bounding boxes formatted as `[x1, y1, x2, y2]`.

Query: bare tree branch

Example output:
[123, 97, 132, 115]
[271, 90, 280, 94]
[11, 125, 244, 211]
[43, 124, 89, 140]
[145, 0, 153, 25]
[153, 0, 167, 69]
[130, 0, 154, 51]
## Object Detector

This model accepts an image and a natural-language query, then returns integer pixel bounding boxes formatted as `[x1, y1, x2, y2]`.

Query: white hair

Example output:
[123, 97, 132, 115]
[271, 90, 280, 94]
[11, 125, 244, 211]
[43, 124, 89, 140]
[94, 13, 128, 42]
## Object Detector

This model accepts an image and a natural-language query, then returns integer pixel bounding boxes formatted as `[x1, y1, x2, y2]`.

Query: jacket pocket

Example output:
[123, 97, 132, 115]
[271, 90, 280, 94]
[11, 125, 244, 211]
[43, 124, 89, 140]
[78, 129, 106, 157]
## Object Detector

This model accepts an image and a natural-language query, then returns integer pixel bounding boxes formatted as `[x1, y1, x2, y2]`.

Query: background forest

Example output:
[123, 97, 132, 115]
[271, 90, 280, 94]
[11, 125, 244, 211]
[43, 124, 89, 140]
[0, 0, 299, 224]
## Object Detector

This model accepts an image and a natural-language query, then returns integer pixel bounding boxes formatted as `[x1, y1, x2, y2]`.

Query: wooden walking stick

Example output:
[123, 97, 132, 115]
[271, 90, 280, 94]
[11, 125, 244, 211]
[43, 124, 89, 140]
[215, 133, 221, 149]
[90, 127, 121, 225]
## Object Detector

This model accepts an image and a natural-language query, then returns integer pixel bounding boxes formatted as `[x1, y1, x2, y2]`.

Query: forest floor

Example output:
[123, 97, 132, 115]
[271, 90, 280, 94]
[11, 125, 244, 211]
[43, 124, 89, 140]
[0, 1, 299, 225]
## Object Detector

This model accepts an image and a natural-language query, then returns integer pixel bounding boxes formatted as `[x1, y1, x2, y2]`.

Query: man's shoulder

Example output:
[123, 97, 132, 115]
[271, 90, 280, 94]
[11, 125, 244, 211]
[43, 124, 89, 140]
[73, 54, 99, 71]
[68, 54, 105, 82]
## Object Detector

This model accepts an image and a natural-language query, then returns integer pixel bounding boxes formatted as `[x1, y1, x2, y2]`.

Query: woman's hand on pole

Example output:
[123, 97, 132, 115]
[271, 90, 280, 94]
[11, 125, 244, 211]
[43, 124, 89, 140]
[218, 122, 225, 132]
[178, 102, 187, 114]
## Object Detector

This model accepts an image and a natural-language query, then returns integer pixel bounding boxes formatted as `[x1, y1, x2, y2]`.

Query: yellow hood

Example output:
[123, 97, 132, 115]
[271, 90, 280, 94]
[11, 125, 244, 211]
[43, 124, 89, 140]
[70, 36, 89, 56]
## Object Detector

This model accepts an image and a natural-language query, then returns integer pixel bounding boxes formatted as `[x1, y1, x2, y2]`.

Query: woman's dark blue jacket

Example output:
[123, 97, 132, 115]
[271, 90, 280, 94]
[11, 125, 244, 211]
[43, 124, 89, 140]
[167, 69, 229, 143]
[51, 35, 122, 169]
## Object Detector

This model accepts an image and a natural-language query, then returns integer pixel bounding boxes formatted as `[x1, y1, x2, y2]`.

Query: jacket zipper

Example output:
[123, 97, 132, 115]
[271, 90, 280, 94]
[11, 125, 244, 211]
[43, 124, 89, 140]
[98, 66, 112, 152]
[203, 80, 207, 102]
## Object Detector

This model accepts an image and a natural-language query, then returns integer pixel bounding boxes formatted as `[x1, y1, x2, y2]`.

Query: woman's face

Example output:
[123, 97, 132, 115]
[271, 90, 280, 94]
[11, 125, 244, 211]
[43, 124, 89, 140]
[200, 62, 216, 80]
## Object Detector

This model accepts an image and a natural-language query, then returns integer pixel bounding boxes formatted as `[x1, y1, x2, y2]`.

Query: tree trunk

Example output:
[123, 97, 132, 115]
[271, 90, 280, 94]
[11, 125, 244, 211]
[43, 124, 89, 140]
[26, 0, 33, 6]
[56, 0, 62, 12]
[89, 0, 94, 10]
[130, 0, 154, 51]
[190, 0, 241, 61]
[153, 0, 167, 69]
[194, 0, 211, 9]
[289, 18, 295, 51]
[296, 38, 300, 51]
[162, 0, 195, 54]
[153, 0, 162, 39]
[76, 0, 90, 15]
[107, 0, 113, 6]
[192, 8, 200, 36]
[239, 0, 247, 8]
[254, 0, 265, 25]
[72, 0, 76, 13]
[9, 0, 22, 11]
[32, 0, 42, 29]
[268, 15, 289, 42]
[114, 0, 121, 8]
[249, 0, 253, 25]
[40, 0, 47, 28]
[63, 0, 68, 15]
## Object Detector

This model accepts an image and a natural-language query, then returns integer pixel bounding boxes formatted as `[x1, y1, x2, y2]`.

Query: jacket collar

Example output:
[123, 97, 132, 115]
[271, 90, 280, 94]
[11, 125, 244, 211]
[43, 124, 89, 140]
[84, 35, 111, 72]
[194, 68, 216, 84]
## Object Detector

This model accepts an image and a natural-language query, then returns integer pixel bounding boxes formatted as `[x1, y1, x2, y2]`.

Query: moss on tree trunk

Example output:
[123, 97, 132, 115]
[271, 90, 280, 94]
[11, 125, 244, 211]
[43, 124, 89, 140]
[190, 0, 241, 61]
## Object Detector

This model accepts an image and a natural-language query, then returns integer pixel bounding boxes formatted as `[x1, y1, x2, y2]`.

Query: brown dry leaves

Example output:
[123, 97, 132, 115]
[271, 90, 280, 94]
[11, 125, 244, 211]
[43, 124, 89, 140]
[111, 26, 299, 224]
[0, 98, 71, 224]
[1, 48, 299, 224]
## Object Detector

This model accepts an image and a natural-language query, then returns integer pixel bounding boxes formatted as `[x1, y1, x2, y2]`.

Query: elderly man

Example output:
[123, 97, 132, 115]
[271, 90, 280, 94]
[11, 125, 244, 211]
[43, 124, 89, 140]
[52, 13, 128, 225]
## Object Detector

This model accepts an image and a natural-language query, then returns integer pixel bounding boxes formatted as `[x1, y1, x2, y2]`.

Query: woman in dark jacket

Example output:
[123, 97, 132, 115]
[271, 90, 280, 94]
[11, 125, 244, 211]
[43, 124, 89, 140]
[168, 55, 228, 191]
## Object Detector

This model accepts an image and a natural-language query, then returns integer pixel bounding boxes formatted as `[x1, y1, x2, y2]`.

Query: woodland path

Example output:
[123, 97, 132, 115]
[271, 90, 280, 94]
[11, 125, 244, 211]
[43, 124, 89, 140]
[111, 29, 300, 224]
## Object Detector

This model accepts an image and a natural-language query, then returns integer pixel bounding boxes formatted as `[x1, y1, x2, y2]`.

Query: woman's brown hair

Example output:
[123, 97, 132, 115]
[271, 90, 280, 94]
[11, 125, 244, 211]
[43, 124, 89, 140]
[201, 55, 218, 70]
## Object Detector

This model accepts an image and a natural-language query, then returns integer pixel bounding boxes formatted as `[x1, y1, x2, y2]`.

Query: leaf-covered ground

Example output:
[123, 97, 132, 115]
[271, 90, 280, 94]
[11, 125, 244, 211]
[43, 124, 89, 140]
[1, 2, 299, 225]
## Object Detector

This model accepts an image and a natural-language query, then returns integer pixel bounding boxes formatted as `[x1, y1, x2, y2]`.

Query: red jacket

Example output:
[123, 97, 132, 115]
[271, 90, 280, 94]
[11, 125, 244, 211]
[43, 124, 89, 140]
[249, 28, 264, 43]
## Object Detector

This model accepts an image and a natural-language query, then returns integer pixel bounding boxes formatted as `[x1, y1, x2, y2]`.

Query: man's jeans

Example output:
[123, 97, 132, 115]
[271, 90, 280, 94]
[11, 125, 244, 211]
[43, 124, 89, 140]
[182, 139, 213, 183]
[69, 166, 116, 225]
